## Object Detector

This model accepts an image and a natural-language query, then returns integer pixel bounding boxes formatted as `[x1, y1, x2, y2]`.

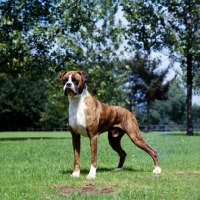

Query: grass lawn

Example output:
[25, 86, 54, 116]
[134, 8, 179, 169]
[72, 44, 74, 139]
[0, 131, 200, 200]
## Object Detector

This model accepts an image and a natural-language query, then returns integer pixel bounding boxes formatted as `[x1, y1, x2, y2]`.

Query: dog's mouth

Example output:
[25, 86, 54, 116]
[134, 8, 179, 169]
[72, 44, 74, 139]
[64, 88, 77, 96]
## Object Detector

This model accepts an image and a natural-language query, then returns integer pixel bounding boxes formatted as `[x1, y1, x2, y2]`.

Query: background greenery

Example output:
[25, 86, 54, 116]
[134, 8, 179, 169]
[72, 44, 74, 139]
[0, 131, 200, 199]
[0, 0, 200, 133]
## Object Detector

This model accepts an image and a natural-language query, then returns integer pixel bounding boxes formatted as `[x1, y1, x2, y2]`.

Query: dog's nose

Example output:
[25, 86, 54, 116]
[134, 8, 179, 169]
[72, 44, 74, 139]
[66, 82, 72, 87]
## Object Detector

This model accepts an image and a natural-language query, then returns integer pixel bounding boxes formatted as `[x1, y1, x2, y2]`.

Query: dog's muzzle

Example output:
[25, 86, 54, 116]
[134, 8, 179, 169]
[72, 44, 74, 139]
[64, 83, 77, 96]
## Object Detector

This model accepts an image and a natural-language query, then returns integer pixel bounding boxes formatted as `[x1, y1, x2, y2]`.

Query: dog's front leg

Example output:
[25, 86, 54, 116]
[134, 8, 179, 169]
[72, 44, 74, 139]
[71, 132, 81, 177]
[87, 134, 98, 179]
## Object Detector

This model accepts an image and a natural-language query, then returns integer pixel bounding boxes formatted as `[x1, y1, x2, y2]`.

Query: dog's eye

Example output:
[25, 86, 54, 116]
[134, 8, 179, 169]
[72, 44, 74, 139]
[73, 78, 79, 85]
[63, 78, 68, 83]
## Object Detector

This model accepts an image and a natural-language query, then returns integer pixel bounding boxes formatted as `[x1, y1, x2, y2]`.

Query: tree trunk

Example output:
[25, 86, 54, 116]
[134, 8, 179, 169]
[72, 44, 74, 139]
[129, 95, 134, 113]
[147, 101, 150, 132]
[186, 53, 193, 136]
[186, 2, 193, 136]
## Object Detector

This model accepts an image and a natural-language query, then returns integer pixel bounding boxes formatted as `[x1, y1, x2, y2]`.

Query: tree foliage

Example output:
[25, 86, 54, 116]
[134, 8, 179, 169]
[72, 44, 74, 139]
[121, 51, 173, 129]
[135, 81, 187, 125]
[0, 0, 125, 130]
[121, 0, 200, 135]
[124, 52, 171, 104]
[0, 74, 47, 130]
[162, 0, 200, 136]
[0, 0, 55, 77]
[0, 0, 199, 131]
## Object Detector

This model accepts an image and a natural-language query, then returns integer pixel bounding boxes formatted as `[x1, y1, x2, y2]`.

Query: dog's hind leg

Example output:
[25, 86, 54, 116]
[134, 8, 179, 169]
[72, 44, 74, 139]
[126, 127, 161, 174]
[108, 130, 126, 170]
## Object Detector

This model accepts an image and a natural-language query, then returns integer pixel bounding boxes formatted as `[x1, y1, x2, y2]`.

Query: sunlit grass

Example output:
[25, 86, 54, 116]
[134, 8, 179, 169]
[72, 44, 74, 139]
[0, 131, 200, 199]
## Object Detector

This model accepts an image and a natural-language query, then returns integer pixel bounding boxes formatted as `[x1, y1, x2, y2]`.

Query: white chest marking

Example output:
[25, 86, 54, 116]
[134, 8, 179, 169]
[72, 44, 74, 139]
[68, 89, 88, 137]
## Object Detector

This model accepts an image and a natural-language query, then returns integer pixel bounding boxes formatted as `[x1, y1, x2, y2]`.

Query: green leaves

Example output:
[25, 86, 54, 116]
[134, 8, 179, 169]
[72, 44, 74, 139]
[1, 0, 199, 130]
[121, 0, 200, 135]
[0, 75, 47, 130]
[0, 0, 126, 130]
[123, 51, 172, 103]
[122, 0, 166, 51]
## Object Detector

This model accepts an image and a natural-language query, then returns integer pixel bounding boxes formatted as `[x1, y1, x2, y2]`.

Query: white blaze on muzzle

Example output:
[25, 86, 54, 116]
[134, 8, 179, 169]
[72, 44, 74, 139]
[64, 74, 77, 95]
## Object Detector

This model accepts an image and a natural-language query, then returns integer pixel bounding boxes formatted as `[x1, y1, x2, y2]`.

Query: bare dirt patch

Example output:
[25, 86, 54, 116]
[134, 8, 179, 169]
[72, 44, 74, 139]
[52, 183, 115, 196]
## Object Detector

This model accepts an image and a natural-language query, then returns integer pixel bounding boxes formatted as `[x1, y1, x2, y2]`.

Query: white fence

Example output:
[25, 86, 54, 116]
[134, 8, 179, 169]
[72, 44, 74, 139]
[25, 125, 200, 132]
[139, 125, 200, 132]
[26, 127, 69, 132]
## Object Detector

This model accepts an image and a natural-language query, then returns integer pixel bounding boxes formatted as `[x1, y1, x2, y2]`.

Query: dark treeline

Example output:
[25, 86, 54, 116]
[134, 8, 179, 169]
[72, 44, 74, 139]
[0, 0, 200, 134]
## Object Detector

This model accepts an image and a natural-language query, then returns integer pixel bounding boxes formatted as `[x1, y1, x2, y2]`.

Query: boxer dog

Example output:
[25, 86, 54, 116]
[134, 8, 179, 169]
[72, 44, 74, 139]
[60, 70, 161, 179]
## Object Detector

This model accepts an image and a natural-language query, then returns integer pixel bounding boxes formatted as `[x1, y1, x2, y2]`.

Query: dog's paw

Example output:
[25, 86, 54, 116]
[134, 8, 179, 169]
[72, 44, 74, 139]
[86, 174, 96, 179]
[114, 167, 123, 171]
[153, 166, 161, 174]
[87, 165, 96, 179]
[71, 170, 80, 177]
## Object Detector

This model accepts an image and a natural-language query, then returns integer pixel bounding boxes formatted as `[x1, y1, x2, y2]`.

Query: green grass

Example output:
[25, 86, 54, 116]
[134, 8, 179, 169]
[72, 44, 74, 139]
[0, 131, 200, 200]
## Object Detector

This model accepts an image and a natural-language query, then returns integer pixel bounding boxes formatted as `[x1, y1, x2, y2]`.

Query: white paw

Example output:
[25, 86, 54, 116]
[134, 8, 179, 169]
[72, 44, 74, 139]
[71, 170, 80, 177]
[114, 167, 123, 171]
[87, 173, 96, 179]
[87, 165, 96, 179]
[153, 166, 161, 174]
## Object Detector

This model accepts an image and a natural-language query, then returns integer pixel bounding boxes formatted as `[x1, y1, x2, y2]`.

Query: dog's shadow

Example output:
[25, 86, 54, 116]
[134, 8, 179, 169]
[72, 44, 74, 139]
[60, 167, 147, 175]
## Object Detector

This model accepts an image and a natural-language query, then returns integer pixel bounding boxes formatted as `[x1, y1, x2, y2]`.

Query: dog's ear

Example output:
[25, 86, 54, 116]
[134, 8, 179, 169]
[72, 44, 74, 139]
[78, 71, 88, 86]
[59, 71, 67, 84]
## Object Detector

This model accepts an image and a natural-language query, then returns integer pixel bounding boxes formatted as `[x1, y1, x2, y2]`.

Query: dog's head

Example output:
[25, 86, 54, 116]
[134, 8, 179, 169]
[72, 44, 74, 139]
[60, 71, 88, 96]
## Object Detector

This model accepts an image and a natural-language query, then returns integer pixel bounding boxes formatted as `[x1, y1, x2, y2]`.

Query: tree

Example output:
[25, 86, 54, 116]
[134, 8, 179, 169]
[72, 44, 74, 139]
[47, 0, 127, 105]
[0, 0, 56, 130]
[153, 82, 187, 125]
[0, 0, 55, 77]
[193, 104, 200, 125]
[0, 75, 47, 130]
[164, 0, 200, 136]
[122, 51, 172, 130]
[135, 81, 200, 128]
[0, 0, 126, 130]
[121, 0, 200, 135]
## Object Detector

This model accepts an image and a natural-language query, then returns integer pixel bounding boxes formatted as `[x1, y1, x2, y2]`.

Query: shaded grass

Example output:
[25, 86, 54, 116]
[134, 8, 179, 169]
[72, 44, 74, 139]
[0, 132, 70, 141]
[0, 131, 200, 199]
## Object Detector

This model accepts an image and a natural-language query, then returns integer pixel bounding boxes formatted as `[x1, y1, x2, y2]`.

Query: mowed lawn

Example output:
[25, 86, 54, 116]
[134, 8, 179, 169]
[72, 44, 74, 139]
[0, 131, 200, 200]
